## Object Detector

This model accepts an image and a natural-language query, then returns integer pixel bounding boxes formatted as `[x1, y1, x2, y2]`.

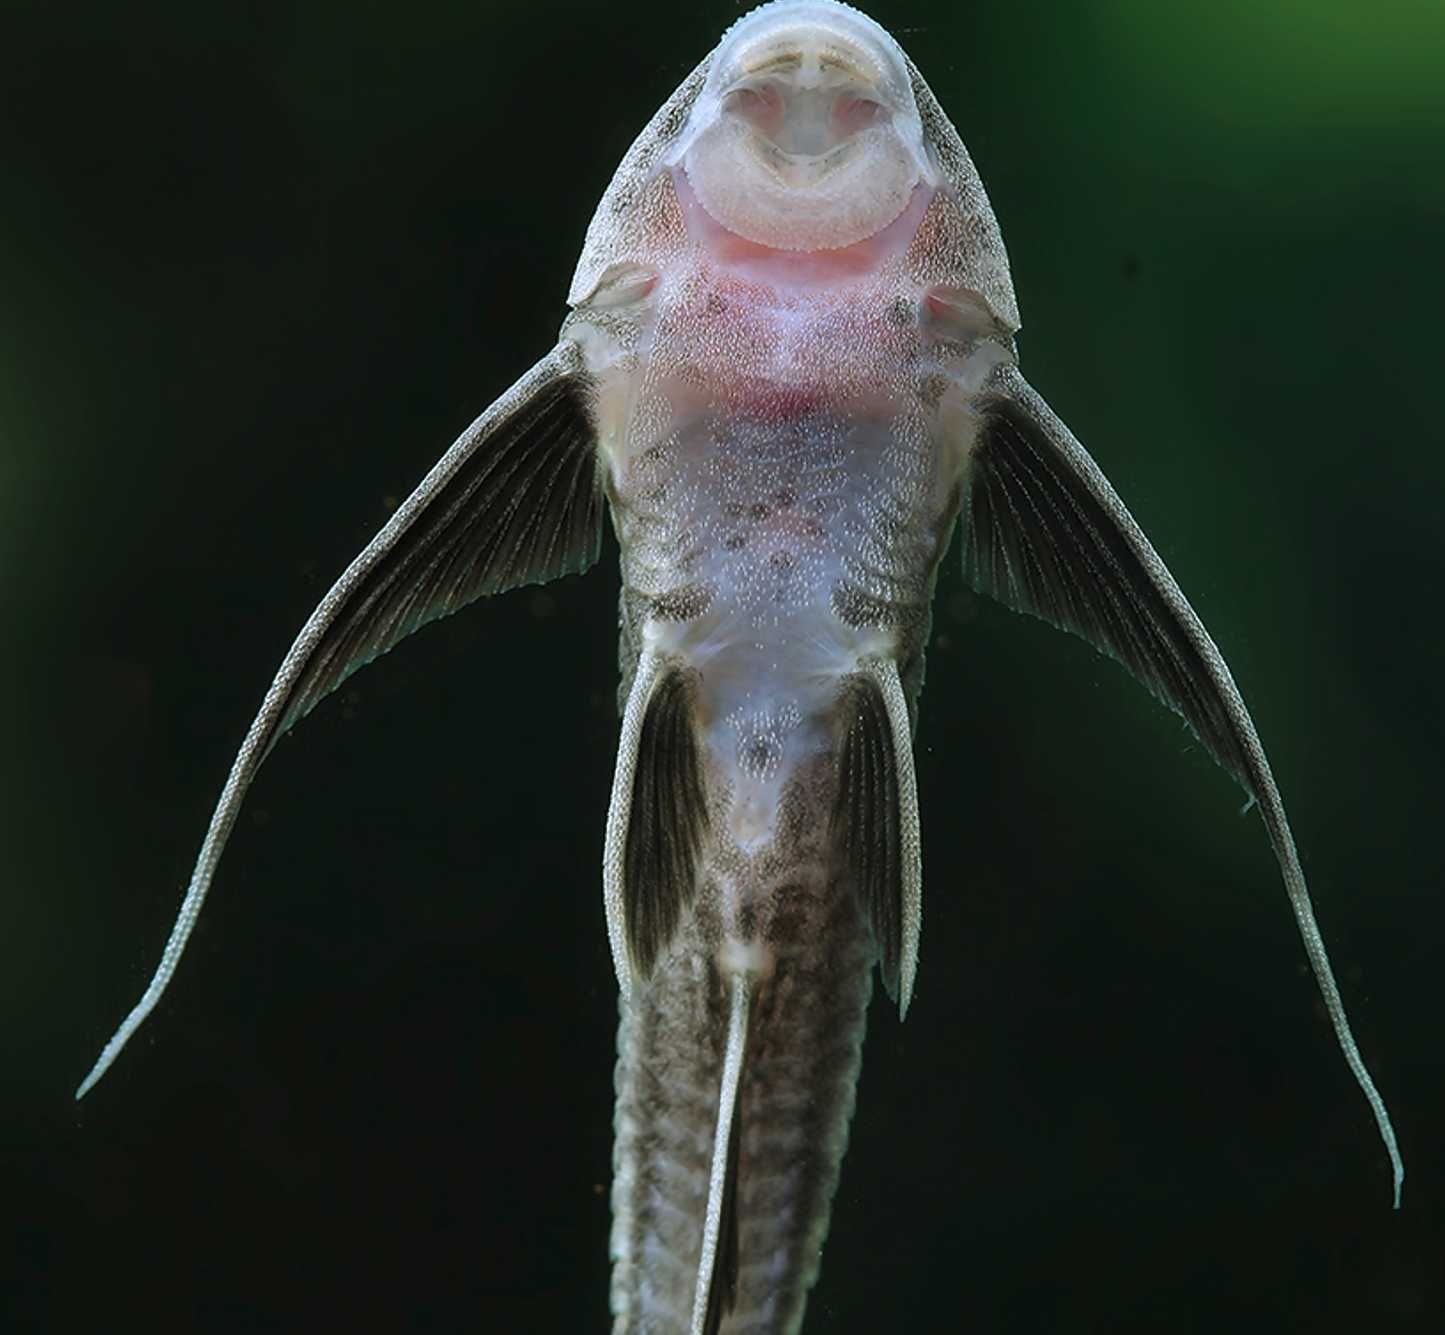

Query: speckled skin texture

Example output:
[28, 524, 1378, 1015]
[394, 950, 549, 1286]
[564, 4, 1021, 1330]
[593, 174, 942, 1315]
[592, 0, 1402, 1317]
[610, 755, 874, 1333]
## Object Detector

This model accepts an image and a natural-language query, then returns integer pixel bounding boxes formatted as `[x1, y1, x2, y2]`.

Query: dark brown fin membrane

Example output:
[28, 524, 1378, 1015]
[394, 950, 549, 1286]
[964, 389, 1255, 789]
[273, 365, 602, 748]
[700, 1034, 744, 1335]
[833, 674, 904, 1000]
[623, 669, 709, 977]
[959, 367, 1403, 1205]
[74, 349, 606, 1100]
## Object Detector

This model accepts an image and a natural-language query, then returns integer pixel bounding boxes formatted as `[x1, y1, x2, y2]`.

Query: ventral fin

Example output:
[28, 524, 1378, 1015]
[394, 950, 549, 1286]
[603, 659, 710, 994]
[832, 660, 922, 1015]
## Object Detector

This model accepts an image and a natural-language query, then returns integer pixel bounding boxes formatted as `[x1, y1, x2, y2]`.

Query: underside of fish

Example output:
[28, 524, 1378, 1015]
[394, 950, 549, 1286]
[77, 4, 1402, 1334]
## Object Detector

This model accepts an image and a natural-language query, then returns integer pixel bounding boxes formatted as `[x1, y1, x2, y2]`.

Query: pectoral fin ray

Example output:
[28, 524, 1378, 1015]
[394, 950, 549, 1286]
[960, 364, 1403, 1206]
[76, 345, 602, 1099]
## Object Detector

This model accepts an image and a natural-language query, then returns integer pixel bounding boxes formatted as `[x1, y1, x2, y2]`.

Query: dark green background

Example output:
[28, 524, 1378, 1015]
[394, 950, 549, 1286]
[4, 1, 1441, 1329]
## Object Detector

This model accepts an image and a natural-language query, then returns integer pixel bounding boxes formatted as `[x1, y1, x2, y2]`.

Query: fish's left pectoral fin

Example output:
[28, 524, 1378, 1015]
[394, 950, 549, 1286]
[76, 343, 603, 1100]
[603, 658, 710, 996]
[959, 364, 1403, 1205]
[833, 661, 922, 1016]
[963, 366, 1269, 795]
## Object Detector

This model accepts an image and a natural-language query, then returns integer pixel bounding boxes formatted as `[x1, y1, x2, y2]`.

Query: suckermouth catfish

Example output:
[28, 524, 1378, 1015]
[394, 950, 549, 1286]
[79, 3, 1403, 1331]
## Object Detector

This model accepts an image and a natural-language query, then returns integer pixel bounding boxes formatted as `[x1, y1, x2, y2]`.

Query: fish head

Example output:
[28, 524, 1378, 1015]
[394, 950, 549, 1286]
[569, 0, 1020, 334]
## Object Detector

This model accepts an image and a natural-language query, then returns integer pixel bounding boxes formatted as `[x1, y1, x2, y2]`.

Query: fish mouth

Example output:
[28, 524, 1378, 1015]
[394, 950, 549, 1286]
[714, 0, 905, 88]
[721, 78, 883, 191]
[673, 1, 934, 253]
[714, 3, 903, 170]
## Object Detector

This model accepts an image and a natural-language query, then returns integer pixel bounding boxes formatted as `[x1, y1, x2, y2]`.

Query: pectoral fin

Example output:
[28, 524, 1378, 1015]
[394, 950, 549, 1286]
[77, 344, 603, 1098]
[960, 364, 1402, 1205]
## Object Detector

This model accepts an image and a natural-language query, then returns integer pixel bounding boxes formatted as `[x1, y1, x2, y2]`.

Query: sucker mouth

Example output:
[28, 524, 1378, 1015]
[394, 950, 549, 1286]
[671, 4, 932, 252]
[723, 76, 886, 164]
[717, 27, 892, 161]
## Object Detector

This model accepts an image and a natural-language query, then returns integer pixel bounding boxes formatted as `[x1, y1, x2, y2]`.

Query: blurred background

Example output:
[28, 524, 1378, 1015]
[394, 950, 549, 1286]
[3, 0, 1441, 1329]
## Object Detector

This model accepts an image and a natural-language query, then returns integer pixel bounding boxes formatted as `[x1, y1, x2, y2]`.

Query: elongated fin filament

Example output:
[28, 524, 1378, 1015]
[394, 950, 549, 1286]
[692, 972, 751, 1335]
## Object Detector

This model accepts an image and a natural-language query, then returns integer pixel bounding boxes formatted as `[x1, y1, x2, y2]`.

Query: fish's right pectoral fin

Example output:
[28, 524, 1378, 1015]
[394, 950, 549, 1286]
[77, 343, 603, 1099]
[603, 658, 710, 996]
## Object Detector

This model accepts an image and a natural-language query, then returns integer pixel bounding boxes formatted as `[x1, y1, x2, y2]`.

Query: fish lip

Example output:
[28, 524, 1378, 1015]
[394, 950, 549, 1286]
[665, 2, 931, 183]
[656, 1, 936, 252]
[707, 3, 904, 170]
[709, 1, 910, 111]
[662, 2, 934, 252]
